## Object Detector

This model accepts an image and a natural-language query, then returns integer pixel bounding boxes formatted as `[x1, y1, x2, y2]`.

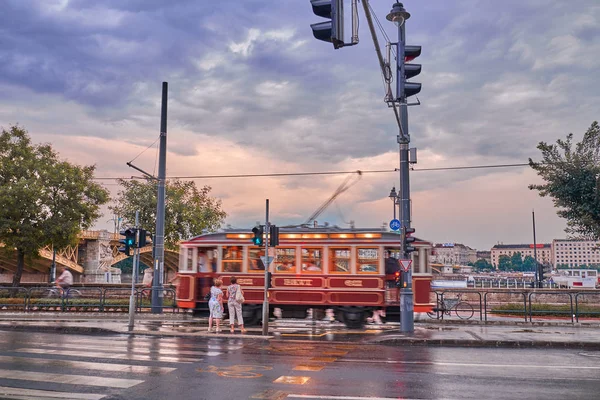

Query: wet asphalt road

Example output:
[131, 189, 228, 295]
[0, 330, 598, 399]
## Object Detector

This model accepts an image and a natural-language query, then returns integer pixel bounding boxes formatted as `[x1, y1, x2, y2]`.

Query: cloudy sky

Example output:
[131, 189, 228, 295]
[1, 0, 599, 251]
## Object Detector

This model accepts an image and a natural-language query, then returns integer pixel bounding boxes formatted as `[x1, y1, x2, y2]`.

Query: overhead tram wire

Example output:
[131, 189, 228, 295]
[92, 162, 531, 181]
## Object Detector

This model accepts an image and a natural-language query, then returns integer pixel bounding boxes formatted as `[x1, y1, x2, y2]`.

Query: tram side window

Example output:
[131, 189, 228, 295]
[249, 247, 266, 272]
[329, 248, 351, 273]
[301, 248, 323, 273]
[222, 246, 243, 273]
[274, 248, 296, 273]
[357, 248, 379, 273]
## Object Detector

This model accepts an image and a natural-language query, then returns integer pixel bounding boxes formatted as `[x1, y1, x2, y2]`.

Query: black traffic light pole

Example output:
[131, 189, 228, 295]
[395, 4, 414, 334]
[152, 82, 168, 314]
[262, 199, 270, 336]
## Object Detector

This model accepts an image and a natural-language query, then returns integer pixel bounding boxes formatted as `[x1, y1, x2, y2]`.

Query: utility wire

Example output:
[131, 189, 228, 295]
[93, 163, 531, 181]
[128, 135, 161, 164]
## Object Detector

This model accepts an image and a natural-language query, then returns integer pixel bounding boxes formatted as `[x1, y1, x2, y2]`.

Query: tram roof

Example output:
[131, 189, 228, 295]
[183, 226, 429, 245]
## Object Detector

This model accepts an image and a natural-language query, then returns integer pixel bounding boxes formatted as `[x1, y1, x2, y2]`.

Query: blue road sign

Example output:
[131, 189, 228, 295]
[389, 219, 401, 231]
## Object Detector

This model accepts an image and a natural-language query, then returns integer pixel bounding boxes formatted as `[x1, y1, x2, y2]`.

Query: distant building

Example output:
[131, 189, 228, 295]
[476, 251, 491, 263]
[432, 243, 476, 266]
[552, 239, 600, 268]
[490, 244, 552, 269]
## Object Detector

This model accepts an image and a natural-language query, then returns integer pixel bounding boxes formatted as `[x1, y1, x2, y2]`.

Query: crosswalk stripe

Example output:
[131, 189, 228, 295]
[0, 386, 105, 400]
[0, 368, 143, 388]
[0, 355, 175, 374]
[14, 348, 199, 363]
[28, 343, 220, 357]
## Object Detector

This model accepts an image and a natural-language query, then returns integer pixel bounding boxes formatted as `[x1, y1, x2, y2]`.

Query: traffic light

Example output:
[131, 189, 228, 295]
[119, 228, 136, 256]
[542, 264, 553, 280]
[310, 0, 344, 49]
[138, 229, 151, 248]
[395, 271, 402, 288]
[402, 45, 422, 98]
[266, 271, 273, 289]
[269, 225, 279, 247]
[252, 226, 264, 246]
[403, 227, 416, 254]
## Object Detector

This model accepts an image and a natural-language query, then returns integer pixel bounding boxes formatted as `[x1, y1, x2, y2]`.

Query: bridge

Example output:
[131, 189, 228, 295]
[0, 230, 179, 283]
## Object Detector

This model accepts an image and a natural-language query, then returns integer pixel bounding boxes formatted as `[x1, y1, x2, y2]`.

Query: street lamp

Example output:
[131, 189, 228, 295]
[386, 2, 411, 27]
[388, 186, 398, 220]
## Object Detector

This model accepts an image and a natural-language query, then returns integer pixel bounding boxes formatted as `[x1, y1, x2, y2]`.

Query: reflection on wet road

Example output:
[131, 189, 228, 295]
[0, 330, 598, 399]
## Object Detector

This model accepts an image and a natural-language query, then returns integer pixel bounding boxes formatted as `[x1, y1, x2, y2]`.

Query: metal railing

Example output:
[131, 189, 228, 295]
[429, 288, 600, 324]
[0, 286, 179, 313]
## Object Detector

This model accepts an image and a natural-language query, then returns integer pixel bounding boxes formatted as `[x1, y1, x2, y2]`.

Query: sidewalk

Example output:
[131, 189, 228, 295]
[0, 312, 598, 349]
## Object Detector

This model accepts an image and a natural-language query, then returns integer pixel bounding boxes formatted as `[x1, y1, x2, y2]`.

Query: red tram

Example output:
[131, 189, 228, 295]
[176, 227, 434, 327]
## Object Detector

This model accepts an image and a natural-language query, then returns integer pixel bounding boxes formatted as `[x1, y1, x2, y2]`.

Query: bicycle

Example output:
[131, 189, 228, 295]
[45, 286, 81, 299]
[427, 294, 474, 320]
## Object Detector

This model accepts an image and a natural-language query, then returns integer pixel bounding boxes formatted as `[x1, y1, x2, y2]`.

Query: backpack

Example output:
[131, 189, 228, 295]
[235, 286, 245, 303]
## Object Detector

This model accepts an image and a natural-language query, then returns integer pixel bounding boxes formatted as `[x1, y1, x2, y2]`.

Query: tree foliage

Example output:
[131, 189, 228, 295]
[472, 258, 492, 271]
[0, 125, 110, 285]
[110, 179, 227, 250]
[529, 121, 600, 239]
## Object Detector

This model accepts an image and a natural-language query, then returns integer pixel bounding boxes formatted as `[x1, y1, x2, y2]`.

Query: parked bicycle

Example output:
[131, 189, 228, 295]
[427, 293, 474, 320]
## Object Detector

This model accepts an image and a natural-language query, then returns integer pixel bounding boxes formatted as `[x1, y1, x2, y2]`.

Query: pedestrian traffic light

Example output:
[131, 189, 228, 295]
[269, 225, 279, 247]
[252, 226, 264, 246]
[402, 45, 422, 98]
[395, 271, 402, 288]
[119, 228, 136, 256]
[137, 229, 151, 248]
[403, 227, 416, 254]
[310, 0, 344, 49]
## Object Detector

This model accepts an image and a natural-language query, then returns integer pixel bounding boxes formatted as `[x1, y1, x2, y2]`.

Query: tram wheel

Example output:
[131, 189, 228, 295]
[341, 308, 366, 329]
[243, 306, 262, 326]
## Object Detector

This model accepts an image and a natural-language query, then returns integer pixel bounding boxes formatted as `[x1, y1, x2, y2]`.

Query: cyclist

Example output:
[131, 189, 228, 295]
[55, 266, 73, 297]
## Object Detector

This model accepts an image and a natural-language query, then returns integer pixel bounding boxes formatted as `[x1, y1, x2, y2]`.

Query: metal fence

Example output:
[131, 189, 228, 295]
[0, 286, 179, 313]
[429, 288, 600, 324]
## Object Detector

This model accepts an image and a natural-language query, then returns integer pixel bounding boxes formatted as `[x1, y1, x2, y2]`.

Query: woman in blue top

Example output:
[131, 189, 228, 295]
[208, 278, 224, 333]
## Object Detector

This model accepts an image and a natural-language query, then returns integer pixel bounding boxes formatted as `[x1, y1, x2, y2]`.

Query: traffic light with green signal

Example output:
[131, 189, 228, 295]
[251, 226, 264, 246]
[119, 228, 137, 256]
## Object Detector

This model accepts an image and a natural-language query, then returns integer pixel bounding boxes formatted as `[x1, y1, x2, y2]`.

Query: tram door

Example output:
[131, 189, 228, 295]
[384, 248, 402, 304]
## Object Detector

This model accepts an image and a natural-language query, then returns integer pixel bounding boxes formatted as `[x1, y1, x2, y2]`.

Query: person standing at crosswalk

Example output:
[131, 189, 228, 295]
[208, 278, 224, 333]
[227, 276, 247, 334]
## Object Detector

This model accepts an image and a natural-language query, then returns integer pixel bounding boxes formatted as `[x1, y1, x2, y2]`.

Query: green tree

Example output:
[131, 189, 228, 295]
[110, 179, 227, 250]
[529, 121, 600, 239]
[472, 258, 492, 271]
[510, 252, 523, 271]
[0, 125, 110, 286]
[498, 255, 511, 271]
[522, 255, 537, 272]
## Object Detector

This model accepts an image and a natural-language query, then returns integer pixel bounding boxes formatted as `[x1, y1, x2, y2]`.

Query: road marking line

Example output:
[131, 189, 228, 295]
[310, 357, 337, 362]
[287, 395, 409, 400]
[274, 376, 310, 385]
[15, 348, 197, 363]
[30, 343, 218, 357]
[293, 365, 325, 371]
[0, 355, 175, 374]
[0, 386, 105, 399]
[339, 359, 600, 370]
[0, 369, 143, 388]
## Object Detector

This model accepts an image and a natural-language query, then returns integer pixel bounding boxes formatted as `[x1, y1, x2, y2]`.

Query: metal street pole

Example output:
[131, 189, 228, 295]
[152, 82, 168, 314]
[128, 210, 140, 331]
[50, 247, 56, 284]
[397, 14, 414, 334]
[532, 210, 540, 288]
[262, 199, 270, 336]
